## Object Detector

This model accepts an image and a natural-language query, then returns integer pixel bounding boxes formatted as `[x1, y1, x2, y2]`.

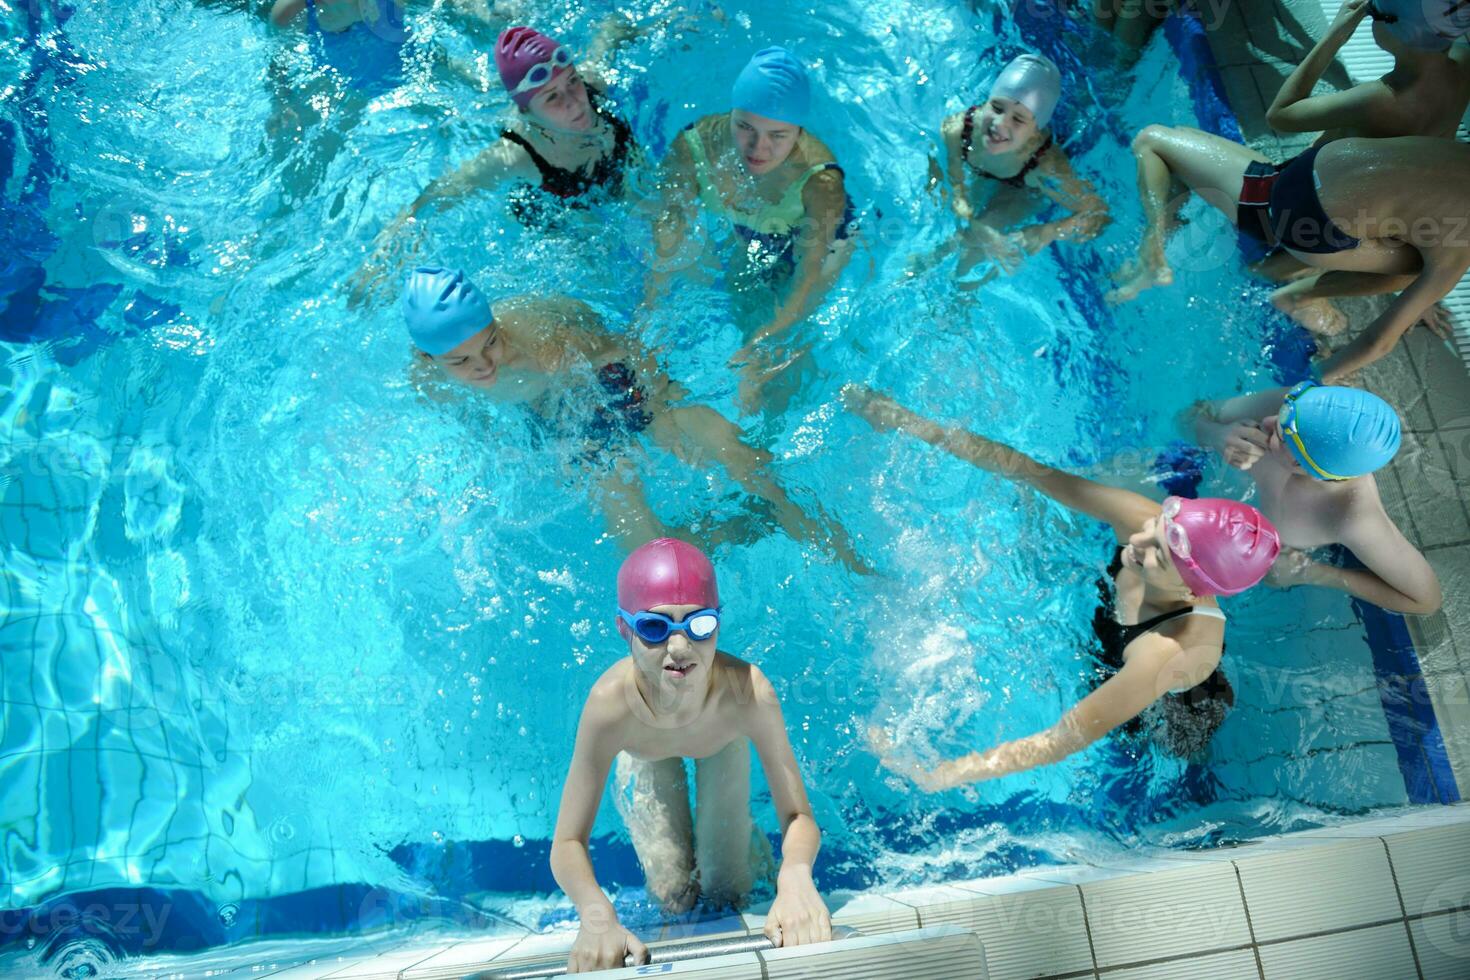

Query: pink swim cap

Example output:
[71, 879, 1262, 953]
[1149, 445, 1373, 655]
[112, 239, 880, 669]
[617, 538, 720, 616]
[1165, 497, 1280, 598]
[495, 26, 567, 108]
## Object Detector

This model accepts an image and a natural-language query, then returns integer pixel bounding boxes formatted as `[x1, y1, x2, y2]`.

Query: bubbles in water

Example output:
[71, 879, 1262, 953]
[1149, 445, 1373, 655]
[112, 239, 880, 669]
[217, 903, 239, 927]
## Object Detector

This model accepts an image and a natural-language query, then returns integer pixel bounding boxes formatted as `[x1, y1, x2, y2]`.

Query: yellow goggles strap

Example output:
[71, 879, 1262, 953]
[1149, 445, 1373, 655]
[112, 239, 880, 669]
[1285, 425, 1350, 481]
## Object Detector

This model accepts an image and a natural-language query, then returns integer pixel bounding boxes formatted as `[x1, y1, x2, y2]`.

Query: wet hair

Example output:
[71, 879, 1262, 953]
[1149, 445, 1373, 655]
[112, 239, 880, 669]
[1158, 668, 1235, 758]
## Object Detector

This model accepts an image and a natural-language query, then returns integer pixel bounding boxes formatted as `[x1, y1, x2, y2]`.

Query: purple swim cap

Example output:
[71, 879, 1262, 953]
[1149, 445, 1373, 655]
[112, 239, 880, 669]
[616, 539, 720, 637]
[495, 26, 568, 108]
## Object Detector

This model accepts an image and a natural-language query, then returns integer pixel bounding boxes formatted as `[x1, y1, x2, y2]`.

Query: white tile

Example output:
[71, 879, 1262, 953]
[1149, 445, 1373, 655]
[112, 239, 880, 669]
[578, 951, 764, 979]
[257, 954, 385, 980]
[826, 890, 922, 935]
[762, 926, 986, 980]
[1099, 946, 1259, 980]
[1257, 922, 1417, 980]
[320, 942, 452, 979]
[1083, 863, 1251, 969]
[885, 882, 989, 908]
[401, 935, 525, 979]
[897, 885, 1094, 980]
[952, 872, 1085, 896]
[1411, 912, 1470, 980]
[1383, 822, 1470, 918]
[1234, 838, 1402, 942]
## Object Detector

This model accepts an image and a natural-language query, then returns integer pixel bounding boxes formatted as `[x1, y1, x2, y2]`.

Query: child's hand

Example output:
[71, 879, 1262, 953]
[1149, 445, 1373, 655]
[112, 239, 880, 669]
[1222, 421, 1271, 471]
[1265, 547, 1317, 589]
[967, 224, 1026, 275]
[567, 913, 648, 973]
[764, 870, 832, 949]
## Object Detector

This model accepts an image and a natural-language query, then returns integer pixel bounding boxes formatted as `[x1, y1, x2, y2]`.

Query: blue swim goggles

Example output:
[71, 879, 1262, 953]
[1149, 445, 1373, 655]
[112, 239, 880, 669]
[618, 608, 721, 644]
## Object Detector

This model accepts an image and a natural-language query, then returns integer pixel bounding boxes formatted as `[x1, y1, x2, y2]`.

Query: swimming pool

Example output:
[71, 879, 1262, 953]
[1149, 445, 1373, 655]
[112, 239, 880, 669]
[0, 0, 1423, 971]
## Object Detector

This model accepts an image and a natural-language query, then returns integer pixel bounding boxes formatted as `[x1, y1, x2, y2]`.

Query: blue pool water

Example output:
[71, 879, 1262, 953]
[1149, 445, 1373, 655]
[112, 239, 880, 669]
[0, 0, 1420, 970]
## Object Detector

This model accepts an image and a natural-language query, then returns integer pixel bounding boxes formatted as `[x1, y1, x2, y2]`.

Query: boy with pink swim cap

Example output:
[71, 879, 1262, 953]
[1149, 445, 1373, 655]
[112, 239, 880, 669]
[845, 386, 1281, 781]
[550, 538, 832, 973]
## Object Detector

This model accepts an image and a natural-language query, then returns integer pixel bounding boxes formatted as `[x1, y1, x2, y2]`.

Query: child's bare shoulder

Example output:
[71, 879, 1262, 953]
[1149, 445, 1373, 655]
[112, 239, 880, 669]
[581, 659, 637, 725]
[712, 653, 778, 708]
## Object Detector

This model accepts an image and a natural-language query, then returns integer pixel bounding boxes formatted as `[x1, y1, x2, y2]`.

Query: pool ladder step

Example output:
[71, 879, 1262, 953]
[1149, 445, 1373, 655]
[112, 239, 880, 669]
[462, 925, 988, 980]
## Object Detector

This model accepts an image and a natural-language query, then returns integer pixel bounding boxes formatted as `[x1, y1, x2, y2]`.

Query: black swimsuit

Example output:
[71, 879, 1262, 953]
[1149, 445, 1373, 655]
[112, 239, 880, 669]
[960, 105, 1053, 189]
[1093, 550, 1231, 713]
[500, 94, 634, 224]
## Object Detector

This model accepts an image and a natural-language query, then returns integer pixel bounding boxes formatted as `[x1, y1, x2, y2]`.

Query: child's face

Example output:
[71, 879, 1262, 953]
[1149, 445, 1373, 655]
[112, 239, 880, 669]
[527, 68, 594, 133]
[626, 603, 718, 693]
[976, 96, 1038, 153]
[430, 321, 505, 388]
[729, 109, 800, 175]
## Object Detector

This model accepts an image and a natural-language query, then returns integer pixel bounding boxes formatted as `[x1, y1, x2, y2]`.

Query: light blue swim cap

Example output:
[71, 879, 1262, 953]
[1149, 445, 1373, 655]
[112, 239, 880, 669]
[731, 47, 811, 128]
[1282, 382, 1402, 481]
[401, 266, 493, 356]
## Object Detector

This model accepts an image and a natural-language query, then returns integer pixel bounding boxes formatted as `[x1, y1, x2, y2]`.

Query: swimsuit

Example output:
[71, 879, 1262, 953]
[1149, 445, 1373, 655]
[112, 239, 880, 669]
[583, 361, 653, 454]
[681, 123, 856, 277]
[500, 94, 636, 225]
[959, 105, 1054, 189]
[1093, 550, 1230, 700]
[1236, 145, 1360, 254]
[305, 0, 407, 96]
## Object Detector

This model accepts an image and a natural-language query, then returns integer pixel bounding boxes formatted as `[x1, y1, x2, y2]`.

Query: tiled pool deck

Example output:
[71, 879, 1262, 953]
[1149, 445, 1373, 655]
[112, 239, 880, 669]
[123, 803, 1470, 979]
[1204, 0, 1470, 797]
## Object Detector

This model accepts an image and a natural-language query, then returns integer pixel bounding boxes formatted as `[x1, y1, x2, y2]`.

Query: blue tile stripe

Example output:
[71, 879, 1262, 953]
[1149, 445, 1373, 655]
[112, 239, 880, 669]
[1162, 10, 1459, 804]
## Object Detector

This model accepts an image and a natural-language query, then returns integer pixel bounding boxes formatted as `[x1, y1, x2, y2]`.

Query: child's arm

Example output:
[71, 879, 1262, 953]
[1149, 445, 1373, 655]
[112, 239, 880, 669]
[550, 686, 650, 973]
[1190, 387, 1288, 470]
[1024, 147, 1110, 249]
[746, 666, 832, 949]
[735, 168, 849, 353]
[1320, 259, 1469, 383]
[875, 630, 1188, 788]
[346, 143, 535, 307]
[1265, 0, 1393, 134]
[643, 132, 701, 310]
[269, 0, 307, 27]
[940, 112, 974, 224]
[844, 385, 1159, 540]
[1285, 505, 1443, 615]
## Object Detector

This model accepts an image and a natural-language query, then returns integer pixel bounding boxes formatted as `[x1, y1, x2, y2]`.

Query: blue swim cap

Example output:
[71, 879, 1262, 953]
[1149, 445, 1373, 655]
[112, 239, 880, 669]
[401, 266, 493, 356]
[731, 47, 811, 128]
[1281, 382, 1402, 481]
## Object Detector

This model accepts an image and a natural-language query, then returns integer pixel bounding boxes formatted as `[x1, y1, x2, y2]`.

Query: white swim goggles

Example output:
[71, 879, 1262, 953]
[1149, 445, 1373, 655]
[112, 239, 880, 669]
[510, 46, 574, 97]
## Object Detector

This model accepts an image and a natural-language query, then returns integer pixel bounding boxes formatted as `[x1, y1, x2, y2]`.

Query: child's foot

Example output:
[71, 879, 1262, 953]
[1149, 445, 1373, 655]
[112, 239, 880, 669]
[1105, 257, 1172, 305]
[1280, 297, 1348, 337]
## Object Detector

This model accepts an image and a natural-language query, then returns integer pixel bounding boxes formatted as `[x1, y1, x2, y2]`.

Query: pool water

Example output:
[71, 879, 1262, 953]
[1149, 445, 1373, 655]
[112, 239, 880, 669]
[0, 0, 1410, 968]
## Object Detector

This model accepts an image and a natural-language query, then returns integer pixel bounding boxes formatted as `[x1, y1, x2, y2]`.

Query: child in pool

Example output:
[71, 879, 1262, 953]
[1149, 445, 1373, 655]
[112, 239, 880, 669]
[399, 267, 866, 569]
[646, 47, 854, 410]
[551, 538, 831, 973]
[1192, 382, 1440, 615]
[349, 24, 646, 305]
[932, 53, 1109, 288]
[845, 385, 1280, 783]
